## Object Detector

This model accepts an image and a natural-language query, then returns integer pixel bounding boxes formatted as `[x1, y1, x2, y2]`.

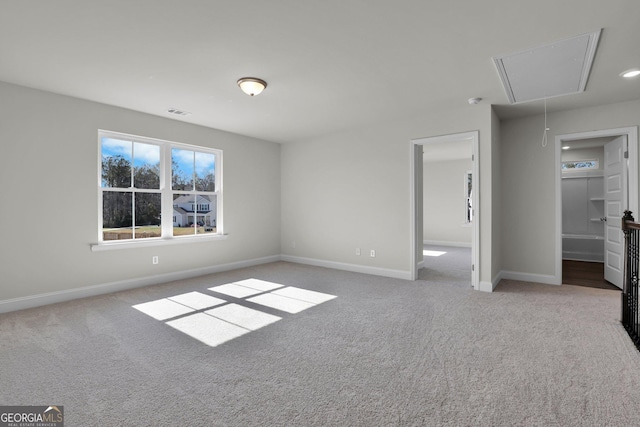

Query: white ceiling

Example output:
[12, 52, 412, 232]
[1, 1, 639, 144]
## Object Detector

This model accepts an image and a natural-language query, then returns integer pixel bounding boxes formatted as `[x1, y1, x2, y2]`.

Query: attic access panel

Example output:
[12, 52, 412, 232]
[493, 30, 601, 104]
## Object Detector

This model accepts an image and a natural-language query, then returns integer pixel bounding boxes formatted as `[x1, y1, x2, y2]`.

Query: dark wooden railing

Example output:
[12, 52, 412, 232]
[622, 210, 640, 350]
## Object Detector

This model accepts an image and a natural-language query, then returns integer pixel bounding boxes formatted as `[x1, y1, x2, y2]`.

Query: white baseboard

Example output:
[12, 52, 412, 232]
[478, 281, 494, 292]
[280, 255, 413, 280]
[423, 240, 472, 248]
[500, 270, 561, 286]
[3, 250, 568, 315]
[0, 255, 281, 314]
[478, 270, 503, 292]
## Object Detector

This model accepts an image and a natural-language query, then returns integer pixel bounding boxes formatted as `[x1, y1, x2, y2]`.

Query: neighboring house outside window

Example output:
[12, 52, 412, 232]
[172, 194, 217, 228]
[98, 130, 222, 243]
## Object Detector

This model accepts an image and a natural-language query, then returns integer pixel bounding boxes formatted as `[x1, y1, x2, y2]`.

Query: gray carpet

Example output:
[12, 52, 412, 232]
[1, 261, 639, 426]
[418, 245, 472, 287]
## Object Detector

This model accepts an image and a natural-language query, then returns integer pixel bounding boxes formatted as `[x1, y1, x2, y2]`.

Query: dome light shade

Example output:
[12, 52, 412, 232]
[237, 77, 267, 96]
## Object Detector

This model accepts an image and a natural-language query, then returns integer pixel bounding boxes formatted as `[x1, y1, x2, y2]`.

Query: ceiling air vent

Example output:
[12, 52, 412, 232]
[493, 29, 601, 104]
[167, 108, 192, 116]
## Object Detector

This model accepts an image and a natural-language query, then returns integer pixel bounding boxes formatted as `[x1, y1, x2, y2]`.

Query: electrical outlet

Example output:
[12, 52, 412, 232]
[152, 256, 159, 265]
[370, 250, 376, 258]
[355, 247, 361, 256]
[291, 241, 296, 249]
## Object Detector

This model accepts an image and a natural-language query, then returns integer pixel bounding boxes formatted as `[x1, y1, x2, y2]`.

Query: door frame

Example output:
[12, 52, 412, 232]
[409, 131, 480, 289]
[554, 127, 639, 285]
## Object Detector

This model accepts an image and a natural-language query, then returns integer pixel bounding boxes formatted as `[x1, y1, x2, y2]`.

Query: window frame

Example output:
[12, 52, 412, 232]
[95, 130, 224, 250]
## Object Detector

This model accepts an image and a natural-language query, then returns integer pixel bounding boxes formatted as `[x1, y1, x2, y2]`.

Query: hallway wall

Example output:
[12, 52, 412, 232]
[500, 99, 640, 281]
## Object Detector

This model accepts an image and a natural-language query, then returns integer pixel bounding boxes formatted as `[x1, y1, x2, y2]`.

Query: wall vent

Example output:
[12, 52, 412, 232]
[167, 108, 192, 116]
[493, 30, 601, 104]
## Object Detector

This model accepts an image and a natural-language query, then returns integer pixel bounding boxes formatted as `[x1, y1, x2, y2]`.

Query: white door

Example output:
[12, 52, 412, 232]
[604, 135, 627, 288]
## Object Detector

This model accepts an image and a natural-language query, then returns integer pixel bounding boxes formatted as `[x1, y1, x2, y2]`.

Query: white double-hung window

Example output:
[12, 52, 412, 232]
[98, 130, 222, 245]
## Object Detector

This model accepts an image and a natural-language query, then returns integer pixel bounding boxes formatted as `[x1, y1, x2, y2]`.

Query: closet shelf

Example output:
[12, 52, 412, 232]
[590, 197, 605, 201]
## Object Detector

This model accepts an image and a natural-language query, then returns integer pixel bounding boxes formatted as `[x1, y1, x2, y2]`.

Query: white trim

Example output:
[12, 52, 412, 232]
[561, 170, 604, 179]
[410, 131, 480, 290]
[479, 270, 503, 292]
[501, 270, 560, 286]
[0, 255, 280, 314]
[409, 143, 417, 281]
[423, 240, 472, 248]
[555, 127, 639, 286]
[493, 29, 601, 104]
[0, 253, 418, 314]
[91, 234, 228, 251]
[281, 255, 413, 280]
[479, 281, 495, 292]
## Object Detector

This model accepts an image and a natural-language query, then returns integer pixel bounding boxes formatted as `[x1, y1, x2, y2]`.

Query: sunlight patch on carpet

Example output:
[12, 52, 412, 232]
[233, 278, 284, 292]
[206, 303, 281, 331]
[132, 279, 336, 347]
[133, 298, 195, 320]
[247, 293, 316, 314]
[423, 250, 447, 257]
[167, 313, 249, 347]
[272, 287, 337, 304]
[207, 283, 263, 298]
[168, 291, 227, 310]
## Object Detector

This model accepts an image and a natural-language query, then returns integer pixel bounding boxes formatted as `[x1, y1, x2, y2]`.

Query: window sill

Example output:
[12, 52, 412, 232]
[90, 234, 228, 252]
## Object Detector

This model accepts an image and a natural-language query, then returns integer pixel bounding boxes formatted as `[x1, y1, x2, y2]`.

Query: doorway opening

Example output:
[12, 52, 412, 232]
[410, 131, 479, 289]
[555, 127, 639, 289]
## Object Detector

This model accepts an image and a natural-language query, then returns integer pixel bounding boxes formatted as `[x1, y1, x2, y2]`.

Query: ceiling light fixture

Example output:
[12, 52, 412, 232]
[237, 77, 267, 96]
[621, 69, 640, 78]
[562, 146, 570, 150]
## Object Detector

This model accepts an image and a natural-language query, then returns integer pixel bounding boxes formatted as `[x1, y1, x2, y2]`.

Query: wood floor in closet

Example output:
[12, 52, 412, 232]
[562, 260, 620, 291]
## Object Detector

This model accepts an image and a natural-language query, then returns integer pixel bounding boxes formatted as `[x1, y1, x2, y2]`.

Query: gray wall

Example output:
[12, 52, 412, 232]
[0, 82, 281, 302]
[13, 79, 636, 303]
[423, 159, 473, 245]
[500, 99, 640, 278]
[280, 105, 496, 284]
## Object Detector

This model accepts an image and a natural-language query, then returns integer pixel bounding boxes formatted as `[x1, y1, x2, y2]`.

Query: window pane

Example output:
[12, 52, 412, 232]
[198, 194, 217, 235]
[195, 152, 216, 191]
[172, 148, 194, 191]
[134, 142, 160, 189]
[101, 138, 132, 188]
[99, 131, 222, 243]
[103, 192, 132, 240]
[173, 193, 196, 236]
[135, 193, 161, 239]
[561, 160, 598, 170]
[172, 194, 217, 235]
